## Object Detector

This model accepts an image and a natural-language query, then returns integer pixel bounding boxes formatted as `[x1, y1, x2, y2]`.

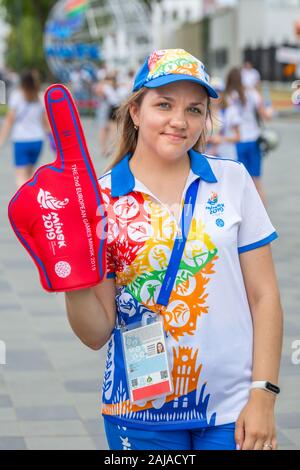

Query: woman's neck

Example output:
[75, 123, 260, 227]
[129, 147, 190, 185]
[128, 147, 191, 222]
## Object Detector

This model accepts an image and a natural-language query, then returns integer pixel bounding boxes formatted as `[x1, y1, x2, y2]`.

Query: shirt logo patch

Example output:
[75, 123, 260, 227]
[206, 191, 225, 216]
[207, 191, 218, 205]
[216, 218, 224, 227]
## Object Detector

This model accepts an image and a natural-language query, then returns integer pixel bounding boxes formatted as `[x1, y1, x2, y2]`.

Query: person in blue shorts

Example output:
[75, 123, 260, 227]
[224, 67, 273, 206]
[0, 70, 49, 188]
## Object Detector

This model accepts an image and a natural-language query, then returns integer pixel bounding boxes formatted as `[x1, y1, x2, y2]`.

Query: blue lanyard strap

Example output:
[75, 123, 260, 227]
[156, 177, 200, 307]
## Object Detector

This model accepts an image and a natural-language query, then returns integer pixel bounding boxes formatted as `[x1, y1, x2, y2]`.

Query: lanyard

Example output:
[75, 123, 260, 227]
[156, 177, 200, 308]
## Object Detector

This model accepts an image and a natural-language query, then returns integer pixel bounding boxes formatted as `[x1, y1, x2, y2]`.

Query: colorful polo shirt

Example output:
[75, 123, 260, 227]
[98, 148, 278, 431]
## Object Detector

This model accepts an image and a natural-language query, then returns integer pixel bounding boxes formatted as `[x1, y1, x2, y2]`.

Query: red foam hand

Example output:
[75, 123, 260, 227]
[8, 84, 107, 292]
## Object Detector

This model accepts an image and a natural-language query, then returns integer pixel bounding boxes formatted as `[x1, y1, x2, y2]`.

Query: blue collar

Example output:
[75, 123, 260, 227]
[111, 148, 217, 197]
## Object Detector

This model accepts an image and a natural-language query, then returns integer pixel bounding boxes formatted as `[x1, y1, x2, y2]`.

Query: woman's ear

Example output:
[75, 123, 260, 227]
[129, 101, 140, 127]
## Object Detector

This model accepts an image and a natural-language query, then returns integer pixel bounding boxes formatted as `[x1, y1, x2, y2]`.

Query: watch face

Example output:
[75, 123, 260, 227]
[266, 382, 280, 394]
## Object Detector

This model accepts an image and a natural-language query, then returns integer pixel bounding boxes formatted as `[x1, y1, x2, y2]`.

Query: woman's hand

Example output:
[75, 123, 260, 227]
[235, 389, 278, 450]
[8, 84, 107, 292]
[0, 109, 16, 147]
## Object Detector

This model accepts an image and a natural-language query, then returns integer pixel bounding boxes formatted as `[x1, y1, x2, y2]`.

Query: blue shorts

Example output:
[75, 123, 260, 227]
[236, 140, 262, 177]
[104, 419, 237, 450]
[13, 141, 43, 167]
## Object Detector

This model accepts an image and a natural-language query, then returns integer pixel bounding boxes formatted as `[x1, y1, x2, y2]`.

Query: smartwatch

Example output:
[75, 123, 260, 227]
[250, 381, 280, 395]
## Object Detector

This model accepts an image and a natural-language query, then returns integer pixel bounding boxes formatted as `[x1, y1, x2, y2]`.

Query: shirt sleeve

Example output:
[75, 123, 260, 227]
[8, 90, 19, 111]
[237, 165, 278, 254]
[228, 104, 241, 128]
[250, 89, 262, 109]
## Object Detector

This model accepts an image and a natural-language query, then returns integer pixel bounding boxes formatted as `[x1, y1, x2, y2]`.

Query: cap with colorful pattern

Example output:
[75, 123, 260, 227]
[132, 48, 218, 98]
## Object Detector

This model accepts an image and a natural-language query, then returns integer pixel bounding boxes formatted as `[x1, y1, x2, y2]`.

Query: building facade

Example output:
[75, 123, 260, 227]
[152, 0, 300, 82]
[209, 0, 300, 80]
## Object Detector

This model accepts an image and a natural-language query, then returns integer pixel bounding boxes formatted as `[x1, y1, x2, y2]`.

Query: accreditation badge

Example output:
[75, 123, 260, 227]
[121, 318, 173, 404]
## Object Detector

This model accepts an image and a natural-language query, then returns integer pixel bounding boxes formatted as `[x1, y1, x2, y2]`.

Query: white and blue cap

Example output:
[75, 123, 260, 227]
[132, 48, 218, 98]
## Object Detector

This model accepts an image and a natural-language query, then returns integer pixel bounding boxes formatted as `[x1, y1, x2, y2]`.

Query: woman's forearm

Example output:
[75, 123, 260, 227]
[251, 293, 283, 385]
[224, 127, 240, 144]
[65, 288, 114, 350]
[0, 118, 12, 146]
[0, 112, 15, 146]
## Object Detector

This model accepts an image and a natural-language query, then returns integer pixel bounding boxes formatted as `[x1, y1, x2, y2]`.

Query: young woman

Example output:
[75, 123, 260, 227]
[94, 75, 112, 157]
[0, 70, 49, 188]
[95, 73, 126, 157]
[206, 77, 241, 160]
[65, 49, 283, 451]
[225, 67, 273, 206]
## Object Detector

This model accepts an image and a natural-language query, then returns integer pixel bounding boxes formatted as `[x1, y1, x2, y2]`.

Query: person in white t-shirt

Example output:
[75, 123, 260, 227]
[0, 70, 49, 188]
[94, 77, 111, 156]
[241, 61, 261, 90]
[95, 72, 128, 157]
[206, 78, 241, 160]
[225, 67, 273, 206]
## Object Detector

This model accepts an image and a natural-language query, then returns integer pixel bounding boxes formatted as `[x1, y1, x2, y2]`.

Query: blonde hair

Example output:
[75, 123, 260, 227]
[103, 87, 212, 173]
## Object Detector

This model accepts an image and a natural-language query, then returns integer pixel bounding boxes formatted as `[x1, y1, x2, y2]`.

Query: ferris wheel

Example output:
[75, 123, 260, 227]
[44, 0, 153, 81]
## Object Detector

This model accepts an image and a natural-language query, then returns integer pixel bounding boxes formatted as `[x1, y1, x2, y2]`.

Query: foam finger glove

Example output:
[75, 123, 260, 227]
[8, 84, 107, 292]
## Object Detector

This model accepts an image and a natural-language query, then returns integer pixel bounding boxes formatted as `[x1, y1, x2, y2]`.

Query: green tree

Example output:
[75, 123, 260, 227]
[0, 0, 160, 76]
[0, 0, 56, 76]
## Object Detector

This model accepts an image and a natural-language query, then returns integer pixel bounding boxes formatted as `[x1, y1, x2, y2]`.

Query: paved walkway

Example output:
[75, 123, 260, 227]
[0, 116, 299, 450]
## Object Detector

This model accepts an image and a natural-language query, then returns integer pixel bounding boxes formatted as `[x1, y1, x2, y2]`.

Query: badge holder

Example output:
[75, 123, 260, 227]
[120, 178, 200, 405]
[121, 317, 173, 404]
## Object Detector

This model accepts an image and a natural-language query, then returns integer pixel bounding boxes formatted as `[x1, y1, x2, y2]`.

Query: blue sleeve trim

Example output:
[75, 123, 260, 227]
[106, 272, 116, 279]
[238, 231, 279, 254]
[205, 154, 242, 165]
[98, 170, 111, 181]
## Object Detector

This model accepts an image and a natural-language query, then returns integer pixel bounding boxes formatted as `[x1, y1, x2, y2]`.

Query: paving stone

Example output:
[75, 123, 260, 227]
[16, 405, 80, 422]
[0, 394, 13, 407]
[82, 418, 103, 435]
[39, 332, 75, 342]
[28, 308, 64, 317]
[31, 317, 70, 334]
[64, 379, 101, 393]
[278, 428, 300, 450]
[275, 398, 300, 415]
[25, 435, 96, 450]
[1, 337, 43, 351]
[0, 421, 21, 436]
[5, 350, 53, 372]
[21, 291, 53, 299]
[279, 354, 299, 377]
[19, 419, 87, 437]
[0, 303, 21, 311]
[74, 403, 101, 421]
[91, 433, 109, 450]
[278, 445, 298, 450]
[277, 413, 300, 429]
[0, 437, 27, 450]
[284, 320, 300, 336]
[57, 367, 104, 382]
[3, 370, 59, 385]
[0, 407, 17, 421]
[10, 393, 74, 408]
[0, 281, 12, 292]
[3, 260, 34, 269]
[6, 379, 73, 407]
